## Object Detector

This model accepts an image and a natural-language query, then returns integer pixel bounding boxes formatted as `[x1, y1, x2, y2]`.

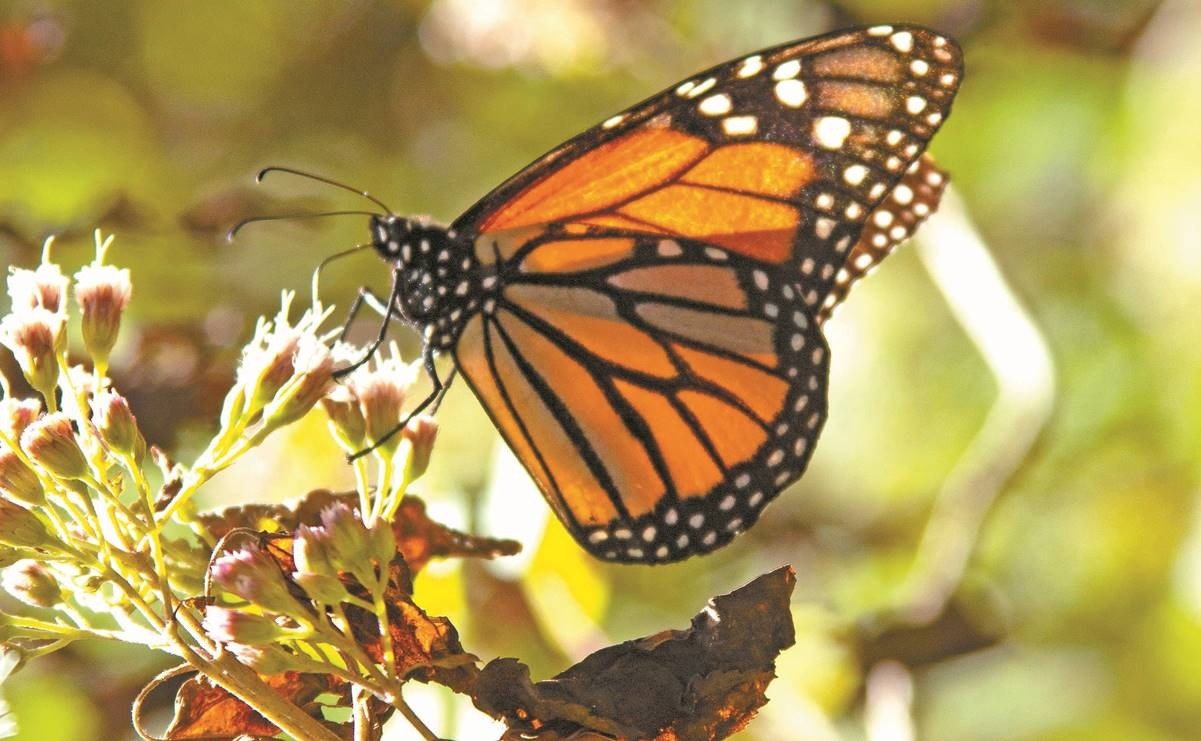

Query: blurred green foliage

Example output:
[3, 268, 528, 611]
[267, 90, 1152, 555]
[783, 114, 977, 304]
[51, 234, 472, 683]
[1, 0, 1199, 739]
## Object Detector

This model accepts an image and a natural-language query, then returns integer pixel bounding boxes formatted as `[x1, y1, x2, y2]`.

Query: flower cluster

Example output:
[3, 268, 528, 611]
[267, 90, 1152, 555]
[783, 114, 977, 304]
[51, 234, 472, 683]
[202, 502, 399, 672]
[0, 232, 450, 741]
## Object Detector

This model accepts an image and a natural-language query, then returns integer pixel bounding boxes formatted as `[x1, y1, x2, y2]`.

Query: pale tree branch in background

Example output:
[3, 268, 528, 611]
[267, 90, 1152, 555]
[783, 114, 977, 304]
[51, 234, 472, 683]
[895, 186, 1057, 624]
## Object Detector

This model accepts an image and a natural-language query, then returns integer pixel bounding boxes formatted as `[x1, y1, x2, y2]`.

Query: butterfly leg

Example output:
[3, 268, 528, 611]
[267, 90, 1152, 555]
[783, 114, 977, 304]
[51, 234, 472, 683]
[333, 269, 403, 379]
[345, 343, 457, 462]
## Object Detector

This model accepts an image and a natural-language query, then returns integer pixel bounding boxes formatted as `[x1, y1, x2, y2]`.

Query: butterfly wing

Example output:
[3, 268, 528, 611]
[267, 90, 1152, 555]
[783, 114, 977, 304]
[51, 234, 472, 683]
[449, 24, 963, 561]
[453, 24, 963, 311]
[453, 234, 827, 561]
[818, 152, 950, 322]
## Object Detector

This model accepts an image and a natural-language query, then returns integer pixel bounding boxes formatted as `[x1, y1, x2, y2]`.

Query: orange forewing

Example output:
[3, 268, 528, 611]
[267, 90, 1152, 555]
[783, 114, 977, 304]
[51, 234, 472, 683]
[479, 128, 710, 233]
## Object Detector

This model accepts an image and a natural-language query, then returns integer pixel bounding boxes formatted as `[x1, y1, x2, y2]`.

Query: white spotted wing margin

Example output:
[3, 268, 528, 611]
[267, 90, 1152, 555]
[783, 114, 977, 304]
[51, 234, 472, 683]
[451, 235, 830, 563]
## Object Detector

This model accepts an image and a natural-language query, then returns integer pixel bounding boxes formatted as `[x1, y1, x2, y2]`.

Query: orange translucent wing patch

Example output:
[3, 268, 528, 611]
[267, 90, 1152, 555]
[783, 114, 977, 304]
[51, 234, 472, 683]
[607, 264, 748, 311]
[812, 81, 896, 120]
[617, 185, 799, 262]
[679, 142, 816, 198]
[673, 343, 788, 424]
[613, 379, 724, 499]
[479, 128, 710, 233]
[810, 45, 902, 82]
[676, 390, 768, 468]
[636, 301, 777, 367]
[505, 284, 678, 379]
[500, 310, 667, 518]
[455, 317, 618, 526]
[519, 237, 636, 274]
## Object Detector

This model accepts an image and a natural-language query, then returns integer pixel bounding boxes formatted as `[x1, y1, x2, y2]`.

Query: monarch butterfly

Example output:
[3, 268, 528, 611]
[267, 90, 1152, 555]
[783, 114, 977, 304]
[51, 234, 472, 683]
[278, 24, 962, 563]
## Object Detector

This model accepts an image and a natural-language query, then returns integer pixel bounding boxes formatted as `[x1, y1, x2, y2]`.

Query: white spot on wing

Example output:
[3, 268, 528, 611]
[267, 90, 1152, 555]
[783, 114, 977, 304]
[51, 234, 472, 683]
[699, 93, 732, 116]
[844, 164, 868, 185]
[890, 31, 914, 52]
[772, 59, 801, 80]
[722, 115, 758, 136]
[737, 55, 763, 78]
[812, 116, 851, 149]
[773, 78, 807, 107]
[686, 77, 717, 98]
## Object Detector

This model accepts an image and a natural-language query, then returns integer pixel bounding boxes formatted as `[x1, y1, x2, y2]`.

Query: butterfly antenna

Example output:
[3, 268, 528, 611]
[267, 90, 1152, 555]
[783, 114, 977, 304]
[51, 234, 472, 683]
[256, 166, 394, 214]
[226, 210, 382, 241]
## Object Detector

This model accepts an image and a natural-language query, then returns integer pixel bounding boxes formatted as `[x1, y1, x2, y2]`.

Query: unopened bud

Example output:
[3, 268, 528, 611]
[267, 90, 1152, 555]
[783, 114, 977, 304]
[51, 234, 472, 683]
[20, 413, 88, 480]
[2, 559, 61, 607]
[0, 498, 54, 549]
[401, 415, 438, 481]
[91, 390, 146, 463]
[0, 309, 64, 400]
[292, 523, 337, 577]
[210, 545, 302, 616]
[320, 386, 366, 449]
[318, 504, 375, 585]
[367, 521, 396, 568]
[74, 261, 132, 368]
[291, 572, 351, 605]
[0, 444, 44, 505]
[202, 605, 288, 645]
[226, 642, 296, 674]
[0, 397, 41, 443]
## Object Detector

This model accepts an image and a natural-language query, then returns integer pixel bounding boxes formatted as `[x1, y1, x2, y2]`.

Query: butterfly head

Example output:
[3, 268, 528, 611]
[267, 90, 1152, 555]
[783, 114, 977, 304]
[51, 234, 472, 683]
[369, 214, 477, 344]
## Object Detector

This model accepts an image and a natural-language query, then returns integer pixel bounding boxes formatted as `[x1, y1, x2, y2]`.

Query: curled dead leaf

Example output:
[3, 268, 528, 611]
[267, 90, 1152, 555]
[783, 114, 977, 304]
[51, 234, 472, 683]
[471, 566, 797, 741]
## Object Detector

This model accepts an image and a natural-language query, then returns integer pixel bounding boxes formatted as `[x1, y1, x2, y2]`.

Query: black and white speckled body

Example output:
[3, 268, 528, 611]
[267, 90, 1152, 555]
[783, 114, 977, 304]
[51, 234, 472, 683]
[369, 214, 490, 350]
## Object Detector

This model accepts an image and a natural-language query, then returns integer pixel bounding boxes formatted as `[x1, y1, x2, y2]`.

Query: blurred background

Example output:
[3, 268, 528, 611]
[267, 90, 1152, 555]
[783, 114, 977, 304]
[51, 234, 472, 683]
[1, 0, 1199, 738]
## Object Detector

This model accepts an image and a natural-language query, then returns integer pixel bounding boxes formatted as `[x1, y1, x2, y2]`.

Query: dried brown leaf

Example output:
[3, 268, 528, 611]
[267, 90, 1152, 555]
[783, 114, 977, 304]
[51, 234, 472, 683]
[164, 671, 335, 740]
[198, 490, 520, 575]
[471, 566, 797, 741]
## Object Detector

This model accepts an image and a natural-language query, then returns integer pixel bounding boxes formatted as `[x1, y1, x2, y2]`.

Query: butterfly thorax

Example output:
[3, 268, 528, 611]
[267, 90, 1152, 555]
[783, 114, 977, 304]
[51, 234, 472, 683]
[369, 214, 485, 349]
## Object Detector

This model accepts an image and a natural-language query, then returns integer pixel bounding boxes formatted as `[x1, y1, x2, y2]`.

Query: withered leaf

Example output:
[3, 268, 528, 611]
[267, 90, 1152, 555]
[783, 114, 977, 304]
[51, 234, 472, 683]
[471, 566, 797, 741]
[164, 671, 335, 740]
[198, 490, 520, 575]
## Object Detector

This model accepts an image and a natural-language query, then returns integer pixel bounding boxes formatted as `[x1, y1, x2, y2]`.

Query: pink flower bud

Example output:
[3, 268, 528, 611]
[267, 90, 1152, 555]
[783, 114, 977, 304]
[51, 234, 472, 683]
[7, 262, 69, 314]
[91, 390, 146, 463]
[202, 605, 288, 645]
[210, 545, 302, 616]
[2, 559, 61, 607]
[0, 309, 63, 400]
[320, 385, 366, 449]
[0, 498, 54, 549]
[20, 413, 88, 480]
[73, 262, 132, 367]
[402, 415, 439, 481]
[0, 397, 41, 442]
[225, 642, 296, 674]
[264, 335, 334, 428]
[292, 523, 337, 577]
[357, 374, 406, 454]
[0, 444, 44, 505]
[315, 504, 379, 586]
